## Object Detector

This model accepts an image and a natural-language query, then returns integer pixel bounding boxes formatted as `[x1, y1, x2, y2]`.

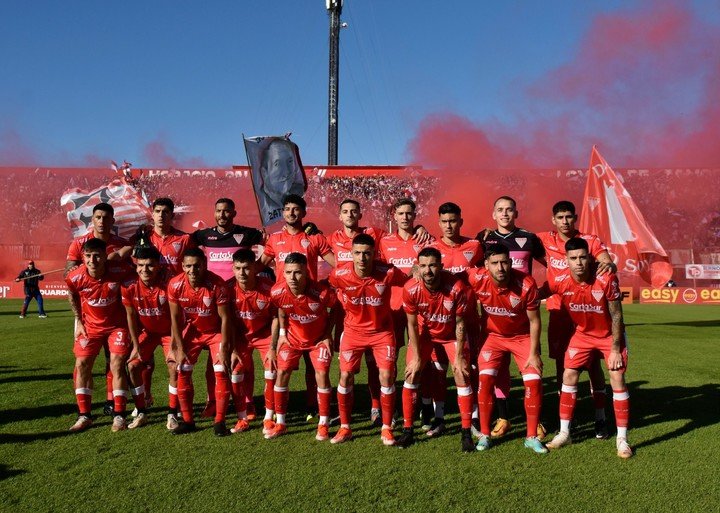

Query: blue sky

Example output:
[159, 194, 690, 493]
[1, 0, 718, 167]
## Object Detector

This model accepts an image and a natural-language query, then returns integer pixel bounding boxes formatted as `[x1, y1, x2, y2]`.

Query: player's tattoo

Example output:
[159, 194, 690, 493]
[64, 260, 80, 278]
[68, 292, 81, 319]
[455, 316, 466, 345]
[608, 299, 624, 351]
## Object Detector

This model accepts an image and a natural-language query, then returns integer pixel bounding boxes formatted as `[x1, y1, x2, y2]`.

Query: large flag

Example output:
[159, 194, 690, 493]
[579, 146, 673, 287]
[60, 176, 152, 239]
[244, 134, 307, 227]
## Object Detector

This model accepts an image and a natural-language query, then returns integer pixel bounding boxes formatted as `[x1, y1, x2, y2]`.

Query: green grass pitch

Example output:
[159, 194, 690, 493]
[0, 299, 718, 512]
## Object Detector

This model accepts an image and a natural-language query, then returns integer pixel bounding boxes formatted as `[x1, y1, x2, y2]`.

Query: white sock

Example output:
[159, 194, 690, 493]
[560, 419, 571, 434]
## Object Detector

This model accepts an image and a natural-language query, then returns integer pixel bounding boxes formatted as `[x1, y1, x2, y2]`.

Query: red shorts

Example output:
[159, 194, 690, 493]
[276, 342, 332, 372]
[548, 309, 575, 360]
[477, 333, 541, 376]
[137, 332, 173, 362]
[184, 331, 224, 366]
[74, 328, 130, 358]
[564, 332, 628, 373]
[339, 331, 396, 373]
[406, 336, 468, 368]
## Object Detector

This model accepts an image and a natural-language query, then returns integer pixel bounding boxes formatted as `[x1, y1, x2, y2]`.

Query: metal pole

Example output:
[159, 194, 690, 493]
[327, 0, 342, 165]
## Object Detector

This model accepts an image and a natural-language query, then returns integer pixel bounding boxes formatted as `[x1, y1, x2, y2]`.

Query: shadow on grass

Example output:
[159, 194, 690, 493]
[0, 403, 78, 428]
[0, 373, 67, 386]
[626, 320, 720, 328]
[0, 463, 27, 481]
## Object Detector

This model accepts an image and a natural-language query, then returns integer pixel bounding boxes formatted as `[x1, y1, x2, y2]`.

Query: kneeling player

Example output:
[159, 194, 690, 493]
[121, 246, 178, 429]
[397, 248, 475, 452]
[168, 249, 233, 436]
[266, 253, 336, 440]
[66, 238, 132, 432]
[468, 245, 547, 454]
[545, 238, 633, 458]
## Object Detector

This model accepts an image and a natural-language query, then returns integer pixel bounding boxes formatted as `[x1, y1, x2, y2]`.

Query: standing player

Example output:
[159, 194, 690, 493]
[468, 245, 547, 454]
[328, 234, 408, 446]
[544, 238, 632, 458]
[260, 194, 335, 420]
[538, 200, 616, 438]
[65, 202, 130, 416]
[192, 198, 264, 418]
[15, 260, 47, 318]
[228, 249, 279, 435]
[121, 246, 178, 430]
[65, 239, 132, 432]
[265, 253, 336, 440]
[397, 248, 475, 452]
[477, 196, 546, 439]
[425, 202, 484, 436]
[168, 248, 233, 436]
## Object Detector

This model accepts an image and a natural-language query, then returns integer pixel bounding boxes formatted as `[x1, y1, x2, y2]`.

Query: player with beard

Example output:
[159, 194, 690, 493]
[538, 200, 616, 438]
[468, 244, 547, 454]
[396, 247, 475, 452]
[168, 249, 233, 436]
[544, 238, 632, 459]
[476, 196, 546, 439]
[425, 202, 484, 437]
[227, 249, 279, 435]
[261, 194, 335, 421]
[65, 238, 133, 432]
[66, 202, 131, 417]
[265, 253, 336, 440]
[328, 234, 408, 446]
[191, 198, 264, 419]
[121, 246, 178, 430]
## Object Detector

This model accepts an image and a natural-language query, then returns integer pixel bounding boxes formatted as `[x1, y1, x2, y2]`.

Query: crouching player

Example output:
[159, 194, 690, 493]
[266, 253, 336, 441]
[545, 238, 632, 458]
[468, 244, 547, 454]
[397, 248, 475, 452]
[228, 249, 279, 435]
[66, 238, 132, 432]
[168, 248, 233, 436]
[121, 246, 179, 429]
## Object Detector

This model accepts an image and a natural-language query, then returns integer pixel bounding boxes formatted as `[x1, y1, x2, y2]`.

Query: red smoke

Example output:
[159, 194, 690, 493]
[141, 137, 210, 169]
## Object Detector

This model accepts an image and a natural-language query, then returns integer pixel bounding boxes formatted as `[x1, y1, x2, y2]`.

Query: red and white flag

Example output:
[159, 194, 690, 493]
[60, 177, 152, 239]
[579, 146, 673, 288]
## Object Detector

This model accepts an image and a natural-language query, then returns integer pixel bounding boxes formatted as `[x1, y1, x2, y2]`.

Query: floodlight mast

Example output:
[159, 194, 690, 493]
[327, 0, 342, 165]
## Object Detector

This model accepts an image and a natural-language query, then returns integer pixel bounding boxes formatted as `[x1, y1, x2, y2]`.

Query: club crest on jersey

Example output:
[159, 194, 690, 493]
[342, 351, 353, 362]
[587, 197, 600, 211]
[172, 242, 182, 252]
[591, 290, 604, 302]
[509, 295, 521, 308]
[308, 302, 320, 312]
[413, 244, 422, 253]
[443, 299, 454, 311]
[159, 294, 166, 305]
[375, 284, 386, 295]
[568, 349, 578, 359]
[515, 238, 527, 248]
[256, 299, 267, 310]
[108, 282, 118, 291]
[202, 296, 212, 307]
[463, 250, 474, 262]
[300, 238, 310, 249]
[79, 337, 90, 349]
[233, 234, 245, 245]
[279, 350, 290, 361]
[481, 351, 492, 362]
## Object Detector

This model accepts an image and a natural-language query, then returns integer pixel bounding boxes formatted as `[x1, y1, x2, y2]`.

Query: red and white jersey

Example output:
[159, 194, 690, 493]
[327, 226, 385, 266]
[149, 228, 195, 276]
[121, 272, 172, 336]
[428, 237, 483, 276]
[329, 263, 407, 337]
[228, 275, 276, 342]
[263, 226, 333, 282]
[378, 232, 434, 276]
[270, 280, 335, 348]
[548, 270, 620, 339]
[402, 271, 468, 341]
[538, 231, 608, 283]
[167, 271, 229, 334]
[468, 268, 540, 337]
[66, 265, 130, 335]
[66, 232, 129, 262]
